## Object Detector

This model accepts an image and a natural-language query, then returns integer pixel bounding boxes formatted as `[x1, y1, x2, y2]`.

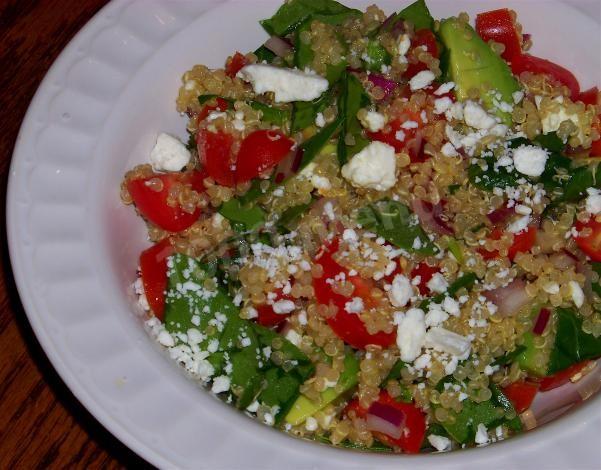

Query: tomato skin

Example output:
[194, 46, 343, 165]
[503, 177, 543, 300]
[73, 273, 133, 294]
[403, 29, 439, 79]
[410, 262, 439, 296]
[127, 171, 206, 232]
[346, 391, 426, 454]
[578, 87, 599, 106]
[197, 129, 236, 187]
[511, 54, 580, 99]
[139, 239, 174, 320]
[574, 218, 601, 262]
[539, 361, 590, 391]
[367, 108, 426, 162]
[255, 289, 294, 327]
[313, 240, 395, 349]
[235, 130, 295, 184]
[479, 226, 537, 261]
[502, 381, 538, 413]
[475, 9, 522, 61]
[225, 52, 247, 78]
[592, 137, 601, 158]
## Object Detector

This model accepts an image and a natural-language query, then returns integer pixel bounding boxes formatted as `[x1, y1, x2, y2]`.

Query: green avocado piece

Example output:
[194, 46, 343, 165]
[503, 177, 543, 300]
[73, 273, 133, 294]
[438, 17, 520, 125]
[285, 353, 359, 425]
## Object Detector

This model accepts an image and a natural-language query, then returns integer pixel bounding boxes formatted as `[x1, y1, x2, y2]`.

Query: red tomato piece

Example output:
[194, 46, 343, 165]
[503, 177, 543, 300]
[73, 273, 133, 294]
[577, 87, 599, 106]
[592, 137, 601, 158]
[410, 262, 439, 296]
[574, 218, 601, 262]
[511, 54, 580, 99]
[346, 391, 426, 454]
[197, 97, 230, 122]
[404, 29, 439, 79]
[479, 226, 537, 261]
[313, 240, 395, 349]
[225, 52, 247, 78]
[139, 239, 174, 320]
[475, 8, 522, 61]
[502, 381, 538, 413]
[127, 171, 206, 232]
[235, 130, 294, 184]
[367, 107, 427, 162]
[197, 128, 236, 187]
[255, 288, 295, 327]
[539, 361, 590, 391]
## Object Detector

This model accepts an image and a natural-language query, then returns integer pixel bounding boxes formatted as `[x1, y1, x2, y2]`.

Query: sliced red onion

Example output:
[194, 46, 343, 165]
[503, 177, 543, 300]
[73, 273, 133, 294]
[274, 148, 302, 183]
[487, 205, 514, 226]
[532, 308, 551, 335]
[549, 251, 577, 270]
[366, 402, 406, 439]
[367, 74, 398, 100]
[411, 199, 454, 236]
[264, 35, 292, 58]
[483, 278, 530, 317]
[529, 362, 600, 427]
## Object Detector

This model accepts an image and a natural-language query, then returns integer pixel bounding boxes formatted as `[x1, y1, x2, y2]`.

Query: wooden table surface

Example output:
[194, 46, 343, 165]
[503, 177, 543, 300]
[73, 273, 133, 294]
[0, 1, 151, 468]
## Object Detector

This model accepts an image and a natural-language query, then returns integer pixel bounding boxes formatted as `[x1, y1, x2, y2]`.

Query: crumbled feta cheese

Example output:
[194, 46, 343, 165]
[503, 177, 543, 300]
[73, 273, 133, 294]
[395, 308, 426, 362]
[585, 188, 601, 215]
[424, 327, 471, 359]
[397, 34, 411, 58]
[440, 142, 458, 157]
[434, 97, 453, 114]
[273, 299, 295, 314]
[427, 273, 449, 294]
[512, 90, 524, 104]
[363, 111, 386, 132]
[388, 274, 413, 307]
[211, 375, 231, 394]
[536, 96, 584, 139]
[475, 423, 490, 445]
[305, 417, 319, 432]
[395, 130, 406, 141]
[157, 330, 175, 347]
[315, 112, 326, 128]
[428, 434, 451, 452]
[149, 133, 191, 172]
[543, 282, 560, 294]
[409, 70, 435, 91]
[512, 145, 548, 177]
[425, 305, 449, 328]
[434, 82, 455, 96]
[401, 120, 419, 129]
[463, 101, 496, 130]
[443, 297, 460, 316]
[508, 215, 530, 234]
[285, 329, 302, 347]
[343, 228, 358, 241]
[515, 204, 532, 215]
[345, 297, 364, 313]
[341, 141, 397, 191]
[311, 175, 331, 190]
[569, 281, 585, 307]
[237, 64, 328, 102]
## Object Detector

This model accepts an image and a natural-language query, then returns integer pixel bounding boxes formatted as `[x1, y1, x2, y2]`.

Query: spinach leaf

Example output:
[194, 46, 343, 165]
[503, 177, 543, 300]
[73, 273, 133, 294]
[492, 345, 527, 367]
[219, 198, 265, 232]
[380, 0, 434, 34]
[384, 359, 407, 382]
[249, 101, 290, 126]
[563, 165, 594, 202]
[277, 200, 314, 232]
[292, 86, 336, 132]
[237, 179, 268, 205]
[421, 272, 478, 309]
[337, 72, 370, 165]
[592, 263, 601, 298]
[356, 199, 436, 255]
[468, 157, 520, 191]
[547, 308, 601, 375]
[198, 94, 218, 105]
[299, 114, 344, 169]
[294, 18, 314, 70]
[535, 132, 564, 152]
[254, 45, 276, 63]
[326, 60, 348, 84]
[260, 0, 360, 36]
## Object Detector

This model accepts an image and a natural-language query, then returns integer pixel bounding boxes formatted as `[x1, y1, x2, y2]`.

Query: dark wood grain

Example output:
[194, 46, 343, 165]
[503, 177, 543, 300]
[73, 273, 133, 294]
[0, 1, 151, 468]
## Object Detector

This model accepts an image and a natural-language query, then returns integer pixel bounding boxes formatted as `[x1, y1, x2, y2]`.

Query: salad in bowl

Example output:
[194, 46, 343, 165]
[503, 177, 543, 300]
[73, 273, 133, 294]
[120, 0, 601, 454]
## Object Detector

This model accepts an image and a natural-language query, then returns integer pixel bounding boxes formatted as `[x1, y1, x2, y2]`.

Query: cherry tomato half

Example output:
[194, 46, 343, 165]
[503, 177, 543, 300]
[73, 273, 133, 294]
[475, 8, 522, 61]
[574, 218, 601, 262]
[139, 238, 174, 320]
[502, 381, 538, 413]
[511, 54, 580, 100]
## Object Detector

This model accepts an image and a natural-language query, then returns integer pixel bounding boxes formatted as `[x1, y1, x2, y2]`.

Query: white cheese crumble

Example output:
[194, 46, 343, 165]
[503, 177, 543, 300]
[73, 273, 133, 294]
[475, 423, 490, 445]
[440, 142, 458, 157]
[424, 327, 471, 359]
[585, 188, 601, 215]
[463, 101, 496, 130]
[237, 64, 328, 103]
[507, 215, 530, 234]
[428, 434, 451, 452]
[150, 133, 191, 172]
[345, 297, 364, 313]
[211, 375, 231, 394]
[427, 273, 449, 293]
[397, 34, 411, 62]
[395, 308, 426, 362]
[512, 145, 548, 177]
[569, 281, 585, 307]
[273, 299, 295, 314]
[341, 141, 397, 191]
[434, 97, 453, 114]
[409, 70, 435, 91]
[434, 82, 455, 95]
[315, 112, 326, 128]
[305, 416, 319, 432]
[388, 274, 413, 307]
[363, 111, 386, 132]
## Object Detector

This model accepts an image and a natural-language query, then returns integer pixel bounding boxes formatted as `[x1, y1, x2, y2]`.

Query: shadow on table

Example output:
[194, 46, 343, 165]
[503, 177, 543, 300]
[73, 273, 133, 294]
[2, 236, 154, 469]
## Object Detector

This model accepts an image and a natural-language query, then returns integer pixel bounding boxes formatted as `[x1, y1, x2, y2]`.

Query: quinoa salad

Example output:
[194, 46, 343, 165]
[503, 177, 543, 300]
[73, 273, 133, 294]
[121, 0, 601, 453]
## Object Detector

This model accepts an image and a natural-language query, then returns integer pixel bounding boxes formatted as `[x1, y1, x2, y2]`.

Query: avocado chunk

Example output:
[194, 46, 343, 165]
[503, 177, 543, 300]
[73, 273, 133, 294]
[517, 332, 549, 377]
[285, 353, 359, 425]
[438, 17, 520, 124]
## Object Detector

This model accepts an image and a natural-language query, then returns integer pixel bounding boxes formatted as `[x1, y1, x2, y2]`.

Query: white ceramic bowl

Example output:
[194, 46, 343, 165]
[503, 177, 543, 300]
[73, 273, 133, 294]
[7, 0, 601, 468]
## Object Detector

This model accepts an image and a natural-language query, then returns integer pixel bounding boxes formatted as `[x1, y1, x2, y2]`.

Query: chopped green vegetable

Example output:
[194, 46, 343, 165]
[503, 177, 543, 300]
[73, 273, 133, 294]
[294, 18, 314, 69]
[395, 0, 434, 31]
[299, 115, 344, 169]
[253, 45, 276, 63]
[356, 199, 436, 255]
[198, 94, 218, 105]
[219, 198, 265, 232]
[249, 101, 290, 126]
[422, 272, 478, 308]
[362, 39, 391, 72]
[260, 0, 360, 36]
[547, 308, 601, 375]
[492, 345, 527, 367]
[337, 72, 370, 165]
[446, 237, 463, 263]
[292, 87, 336, 132]
[534, 132, 564, 152]
[448, 183, 461, 194]
[468, 156, 520, 191]
[277, 200, 314, 232]
[384, 359, 407, 382]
